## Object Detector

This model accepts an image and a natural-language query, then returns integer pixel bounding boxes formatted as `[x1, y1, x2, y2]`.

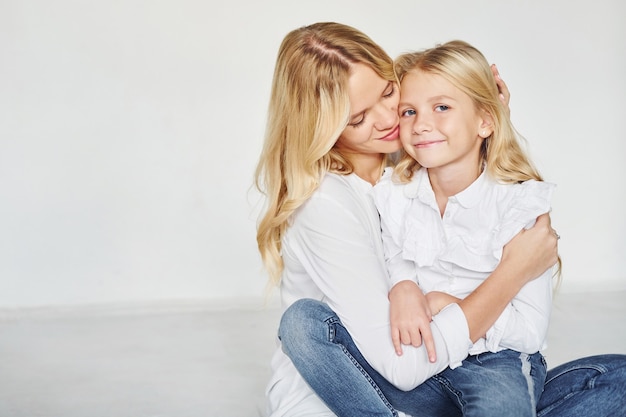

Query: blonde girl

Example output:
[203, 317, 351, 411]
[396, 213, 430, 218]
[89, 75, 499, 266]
[375, 40, 558, 417]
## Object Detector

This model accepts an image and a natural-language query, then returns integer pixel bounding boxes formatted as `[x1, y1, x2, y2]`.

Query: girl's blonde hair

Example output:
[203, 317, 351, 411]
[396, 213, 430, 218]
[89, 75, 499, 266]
[255, 22, 395, 285]
[393, 40, 542, 184]
[394, 40, 561, 280]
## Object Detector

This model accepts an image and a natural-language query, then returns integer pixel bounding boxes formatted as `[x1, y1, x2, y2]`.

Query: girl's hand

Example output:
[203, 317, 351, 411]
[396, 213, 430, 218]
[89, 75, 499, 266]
[388, 280, 436, 362]
[425, 291, 461, 316]
[491, 64, 510, 114]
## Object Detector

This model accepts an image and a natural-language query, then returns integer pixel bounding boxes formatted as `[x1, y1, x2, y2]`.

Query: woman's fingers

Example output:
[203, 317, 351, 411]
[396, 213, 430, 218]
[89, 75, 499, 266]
[491, 64, 511, 113]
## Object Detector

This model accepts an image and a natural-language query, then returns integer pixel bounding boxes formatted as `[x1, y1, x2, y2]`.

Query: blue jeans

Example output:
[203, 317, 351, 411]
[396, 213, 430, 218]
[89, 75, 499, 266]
[279, 299, 626, 417]
[433, 350, 546, 416]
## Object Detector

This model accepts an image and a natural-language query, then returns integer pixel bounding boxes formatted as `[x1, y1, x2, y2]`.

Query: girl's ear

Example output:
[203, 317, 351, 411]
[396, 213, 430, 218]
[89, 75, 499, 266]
[478, 110, 494, 138]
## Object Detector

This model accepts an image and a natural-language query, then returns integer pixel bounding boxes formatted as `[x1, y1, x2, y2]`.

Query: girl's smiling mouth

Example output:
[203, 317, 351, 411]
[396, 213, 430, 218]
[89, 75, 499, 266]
[415, 139, 446, 148]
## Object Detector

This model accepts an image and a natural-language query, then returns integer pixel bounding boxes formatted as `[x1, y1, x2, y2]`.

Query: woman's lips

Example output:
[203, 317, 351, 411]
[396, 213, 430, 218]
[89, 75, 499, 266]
[379, 125, 400, 141]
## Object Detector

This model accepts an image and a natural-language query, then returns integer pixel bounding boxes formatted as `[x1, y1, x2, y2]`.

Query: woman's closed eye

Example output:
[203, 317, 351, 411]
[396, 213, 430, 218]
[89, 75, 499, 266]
[349, 83, 396, 128]
[349, 115, 365, 128]
[383, 83, 396, 98]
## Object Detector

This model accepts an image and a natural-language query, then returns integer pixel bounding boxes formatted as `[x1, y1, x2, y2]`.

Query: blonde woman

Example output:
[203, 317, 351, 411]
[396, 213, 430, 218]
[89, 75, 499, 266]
[256, 22, 626, 417]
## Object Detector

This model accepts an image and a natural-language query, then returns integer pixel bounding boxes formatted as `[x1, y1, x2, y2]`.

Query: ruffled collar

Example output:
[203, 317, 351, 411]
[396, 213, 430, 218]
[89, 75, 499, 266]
[403, 168, 489, 209]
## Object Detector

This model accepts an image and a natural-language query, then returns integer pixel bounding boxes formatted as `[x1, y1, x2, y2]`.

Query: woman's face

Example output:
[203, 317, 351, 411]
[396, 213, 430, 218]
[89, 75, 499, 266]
[334, 64, 402, 156]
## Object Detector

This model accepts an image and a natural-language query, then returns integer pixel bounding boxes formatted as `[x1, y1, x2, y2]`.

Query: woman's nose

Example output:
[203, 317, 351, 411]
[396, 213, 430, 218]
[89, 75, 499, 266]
[373, 104, 398, 131]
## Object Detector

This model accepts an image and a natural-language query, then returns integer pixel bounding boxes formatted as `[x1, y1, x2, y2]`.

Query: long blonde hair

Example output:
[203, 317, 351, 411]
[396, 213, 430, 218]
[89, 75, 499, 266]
[255, 22, 395, 285]
[394, 40, 561, 279]
[393, 40, 542, 184]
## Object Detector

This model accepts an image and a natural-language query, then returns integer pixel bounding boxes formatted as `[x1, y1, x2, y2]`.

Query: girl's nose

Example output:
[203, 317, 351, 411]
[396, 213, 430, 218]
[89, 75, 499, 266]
[413, 114, 432, 134]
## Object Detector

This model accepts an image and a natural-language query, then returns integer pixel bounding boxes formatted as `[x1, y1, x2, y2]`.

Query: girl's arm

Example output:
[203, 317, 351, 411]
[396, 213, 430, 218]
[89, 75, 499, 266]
[425, 291, 461, 315]
[425, 270, 553, 353]
[484, 269, 553, 353]
[425, 253, 554, 353]
[458, 214, 558, 342]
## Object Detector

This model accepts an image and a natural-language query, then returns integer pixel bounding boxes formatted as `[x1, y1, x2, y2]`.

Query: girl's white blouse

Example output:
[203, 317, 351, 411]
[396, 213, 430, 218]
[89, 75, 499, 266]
[373, 167, 556, 357]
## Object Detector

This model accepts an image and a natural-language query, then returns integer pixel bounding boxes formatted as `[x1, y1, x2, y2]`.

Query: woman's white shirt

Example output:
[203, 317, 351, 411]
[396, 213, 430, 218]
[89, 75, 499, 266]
[266, 172, 472, 417]
[373, 168, 555, 355]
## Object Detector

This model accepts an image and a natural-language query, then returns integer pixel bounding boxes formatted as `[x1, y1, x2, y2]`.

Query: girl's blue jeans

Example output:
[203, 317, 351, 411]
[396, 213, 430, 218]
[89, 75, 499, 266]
[279, 298, 626, 417]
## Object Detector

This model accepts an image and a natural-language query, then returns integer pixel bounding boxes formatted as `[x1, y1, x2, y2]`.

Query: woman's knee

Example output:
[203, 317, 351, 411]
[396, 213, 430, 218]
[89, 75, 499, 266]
[278, 299, 336, 351]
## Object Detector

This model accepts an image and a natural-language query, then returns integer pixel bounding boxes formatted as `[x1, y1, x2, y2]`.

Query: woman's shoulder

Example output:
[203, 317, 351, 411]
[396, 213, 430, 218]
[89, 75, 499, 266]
[289, 173, 379, 240]
[315, 173, 365, 203]
[297, 173, 370, 219]
[318, 171, 356, 191]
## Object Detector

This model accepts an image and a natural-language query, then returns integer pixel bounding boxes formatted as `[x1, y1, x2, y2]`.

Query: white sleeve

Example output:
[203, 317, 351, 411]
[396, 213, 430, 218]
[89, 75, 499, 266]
[484, 181, 555, 353]
[287, 185, 470, 390]
[484, 268, 553, 353]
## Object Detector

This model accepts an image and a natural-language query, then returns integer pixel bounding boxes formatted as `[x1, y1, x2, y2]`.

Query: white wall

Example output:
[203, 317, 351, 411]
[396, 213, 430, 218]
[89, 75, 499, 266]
[1, 0, 624, 309]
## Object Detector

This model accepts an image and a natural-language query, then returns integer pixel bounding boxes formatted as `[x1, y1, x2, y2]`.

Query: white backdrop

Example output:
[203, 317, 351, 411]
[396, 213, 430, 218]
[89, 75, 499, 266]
[1, 0, 624, 309]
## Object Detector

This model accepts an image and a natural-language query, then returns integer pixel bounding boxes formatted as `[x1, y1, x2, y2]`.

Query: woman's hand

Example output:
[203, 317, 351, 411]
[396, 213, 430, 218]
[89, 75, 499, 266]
[388, 280, 436, 362]
[491, 64, 510, 114]
[425, 291, 461, 316]
[501, 213, 559, 286]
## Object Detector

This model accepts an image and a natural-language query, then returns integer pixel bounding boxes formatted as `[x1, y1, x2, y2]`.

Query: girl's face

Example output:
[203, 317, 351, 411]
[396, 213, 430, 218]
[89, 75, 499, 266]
[398, 70, 491, 173]
[334, 64, 402, 156]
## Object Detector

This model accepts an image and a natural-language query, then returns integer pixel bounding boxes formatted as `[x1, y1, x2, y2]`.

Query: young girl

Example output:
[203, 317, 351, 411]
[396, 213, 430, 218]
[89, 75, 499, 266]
[373, 40, 558, 416]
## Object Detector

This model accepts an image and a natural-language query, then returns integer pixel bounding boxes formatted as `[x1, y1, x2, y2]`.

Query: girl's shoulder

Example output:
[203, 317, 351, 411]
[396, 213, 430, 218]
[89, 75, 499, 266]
[492, 179, 556, 242]
[495, 179, 556, 206]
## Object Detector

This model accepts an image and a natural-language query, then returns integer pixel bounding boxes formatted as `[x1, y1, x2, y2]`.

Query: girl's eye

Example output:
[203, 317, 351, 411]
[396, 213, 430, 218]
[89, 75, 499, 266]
[435, 105, 450, 112]
[401, 109, 416, 117]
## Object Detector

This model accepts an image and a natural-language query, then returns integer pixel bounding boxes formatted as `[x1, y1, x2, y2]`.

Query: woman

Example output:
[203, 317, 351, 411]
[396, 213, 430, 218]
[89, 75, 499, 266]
[255, 22, 626, 417]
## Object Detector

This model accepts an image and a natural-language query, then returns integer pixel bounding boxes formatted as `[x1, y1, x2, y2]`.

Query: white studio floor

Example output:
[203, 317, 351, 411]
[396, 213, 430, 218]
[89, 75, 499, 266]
[1, 291, 625, 417]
